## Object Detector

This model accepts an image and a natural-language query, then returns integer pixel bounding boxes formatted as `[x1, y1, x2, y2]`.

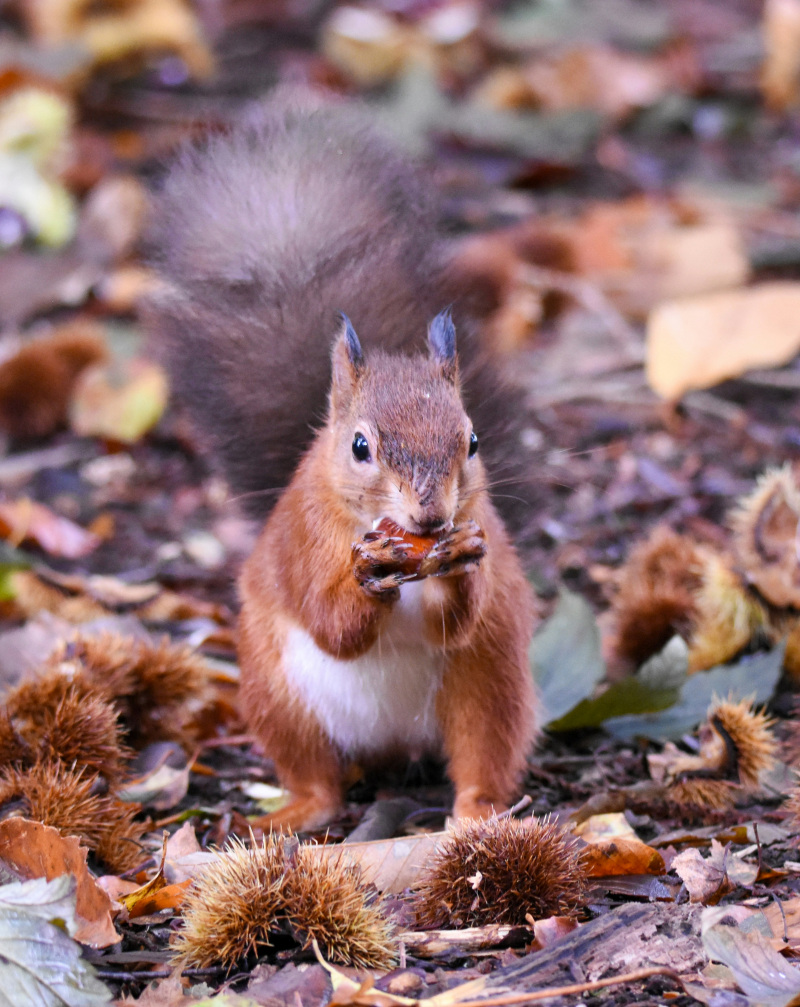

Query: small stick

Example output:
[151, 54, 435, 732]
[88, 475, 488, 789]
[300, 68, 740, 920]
[436, 966, 681, 1006]
[496, 795, 532, 820]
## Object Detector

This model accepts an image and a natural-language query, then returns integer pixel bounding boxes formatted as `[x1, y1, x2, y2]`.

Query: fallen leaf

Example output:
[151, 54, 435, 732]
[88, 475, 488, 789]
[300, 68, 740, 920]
[520, 44, 670, 121]
[573, 198, 748, 318]
[652, 821, 789, 849]
[126, 879, 191, 919]
[531, 588, 606, 725]
[531, 915, 579, 947]
[118, 758, 190, 811]
[764, 897, 800, 950]
[70, 356, 169, 443]
[703, 914, 800, 1005]
[573, 812, 638, 843]
[313, 834, 445, 894]
[546, 672, 679, 733]
[0, 874, 112, 1004]
[165, 820, 201, 861]
[646, 283, 800, 400]
[582, 837, 665, 878]
[0, 817, 119, 948]
[673, 843, 736, 905]
[0, 498, 100, 558]
[603, 645, 784, 741]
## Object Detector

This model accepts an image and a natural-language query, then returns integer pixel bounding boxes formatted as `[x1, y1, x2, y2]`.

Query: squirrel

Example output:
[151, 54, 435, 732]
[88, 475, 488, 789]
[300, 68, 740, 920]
[147, 91, 538, 830]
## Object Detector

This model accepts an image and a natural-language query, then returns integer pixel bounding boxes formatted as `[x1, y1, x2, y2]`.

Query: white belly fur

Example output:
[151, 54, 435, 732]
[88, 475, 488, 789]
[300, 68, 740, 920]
[284, 581, 445, 757]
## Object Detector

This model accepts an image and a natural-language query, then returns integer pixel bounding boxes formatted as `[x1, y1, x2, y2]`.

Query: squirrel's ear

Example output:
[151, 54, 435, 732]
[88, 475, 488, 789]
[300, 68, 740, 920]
[428, 309, 457, 382]
[330, 313, 365, 412]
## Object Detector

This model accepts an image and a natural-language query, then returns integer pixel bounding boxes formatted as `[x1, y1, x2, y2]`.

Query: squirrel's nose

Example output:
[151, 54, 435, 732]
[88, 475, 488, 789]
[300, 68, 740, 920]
[416, 514, 448, 534]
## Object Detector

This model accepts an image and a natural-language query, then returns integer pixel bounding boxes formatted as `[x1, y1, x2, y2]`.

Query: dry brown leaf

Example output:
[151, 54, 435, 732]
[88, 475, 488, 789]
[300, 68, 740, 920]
[762, 0, 800, 110]
[126, 879, 191, 919]
[646, 282, 800, 400]
[573, 812, 637, 844]
[762, 895, 800, 949]
[532, 915, 579, 947]
[582, 837, 665, 878]
[572, 198, 747, 319]
[521, 44, 669, 120]
[96, 874, 139, 905]
[118, 758, 190, 811]
[0, 498, 100, 558]
[312, 833, 445, 894]
[0, 817, 119, 947]
[671, 840, 757, 904]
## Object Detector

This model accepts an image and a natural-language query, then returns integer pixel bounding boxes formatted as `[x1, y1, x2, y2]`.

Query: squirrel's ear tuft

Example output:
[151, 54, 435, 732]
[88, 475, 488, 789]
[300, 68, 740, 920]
[428, 309, 457, 381]
[330, 313, 365, 412]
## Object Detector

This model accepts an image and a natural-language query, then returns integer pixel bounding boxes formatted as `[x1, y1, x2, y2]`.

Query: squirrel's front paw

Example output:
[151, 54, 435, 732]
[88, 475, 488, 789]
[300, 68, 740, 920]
[352, 535, 416, 599]
[420, 520, 487, 577]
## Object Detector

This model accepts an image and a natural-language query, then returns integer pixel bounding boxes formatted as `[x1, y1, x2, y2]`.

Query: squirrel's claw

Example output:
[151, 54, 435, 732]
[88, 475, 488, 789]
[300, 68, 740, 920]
[422, 520, 487, 578]
[352, 536, 416, 598]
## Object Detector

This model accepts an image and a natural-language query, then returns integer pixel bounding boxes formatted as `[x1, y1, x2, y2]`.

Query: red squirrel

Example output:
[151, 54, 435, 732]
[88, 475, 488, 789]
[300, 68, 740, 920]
[148, 92, 537, 830]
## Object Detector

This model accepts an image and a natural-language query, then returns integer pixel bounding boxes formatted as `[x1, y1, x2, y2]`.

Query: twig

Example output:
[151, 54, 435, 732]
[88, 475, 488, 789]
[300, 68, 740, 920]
[754, 821, 763, 879]
[496, 795, 532, 820]
[0, 441, 97, 484]
[435, 966, 681, 1006]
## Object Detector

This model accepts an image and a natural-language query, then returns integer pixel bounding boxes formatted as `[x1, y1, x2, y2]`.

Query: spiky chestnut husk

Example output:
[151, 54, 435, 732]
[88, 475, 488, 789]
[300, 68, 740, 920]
[731, 464, 800, 609]
[4, 673, 128, 782]
[52, 632, 211, 748]
[0, 762, 145, 872]
[688, 556, 767, 672]
[173, 837, 396, 972]
[412, 817, 586, 929]
[282, 845, 396, 969]
[0, 711, 29, 766]
[779, 618, 800, 684]
[665, 778, 737, 814]
[609, 526, 706, 667]
[706, 697, 776, 789]
[171, 835, 287, 971]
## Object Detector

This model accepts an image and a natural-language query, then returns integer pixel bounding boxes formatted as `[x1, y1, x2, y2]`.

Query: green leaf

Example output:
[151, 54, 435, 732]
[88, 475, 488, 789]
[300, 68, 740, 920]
[0, 876, 112, 1006]
[531, 589, 606, 726]
[604, 645, 784, 742]
[546, 675, 680, 733]
[637, 635, 689, 689]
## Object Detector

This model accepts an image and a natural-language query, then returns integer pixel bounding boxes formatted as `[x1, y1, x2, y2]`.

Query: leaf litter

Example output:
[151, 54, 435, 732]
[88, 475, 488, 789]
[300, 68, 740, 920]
[7, 0, 800, 1005]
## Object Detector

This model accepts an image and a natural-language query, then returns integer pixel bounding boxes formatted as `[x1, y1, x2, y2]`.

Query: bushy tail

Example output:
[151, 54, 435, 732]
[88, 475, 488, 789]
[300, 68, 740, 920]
[146, 92, 534, 534]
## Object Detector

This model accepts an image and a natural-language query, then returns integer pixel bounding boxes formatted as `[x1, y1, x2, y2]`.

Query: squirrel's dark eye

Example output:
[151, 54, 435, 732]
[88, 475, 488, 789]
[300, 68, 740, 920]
[469, 431, 479, 457]
[352, 432, 371, 462]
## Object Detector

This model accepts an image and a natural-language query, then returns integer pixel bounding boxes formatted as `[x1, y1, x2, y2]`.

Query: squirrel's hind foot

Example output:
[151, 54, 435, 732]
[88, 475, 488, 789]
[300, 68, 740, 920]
[249, 797, 343, 834]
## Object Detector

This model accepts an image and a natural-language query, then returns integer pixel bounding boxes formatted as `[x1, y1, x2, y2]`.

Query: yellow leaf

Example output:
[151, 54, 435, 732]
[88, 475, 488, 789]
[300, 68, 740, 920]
[646, 282, 800, 399]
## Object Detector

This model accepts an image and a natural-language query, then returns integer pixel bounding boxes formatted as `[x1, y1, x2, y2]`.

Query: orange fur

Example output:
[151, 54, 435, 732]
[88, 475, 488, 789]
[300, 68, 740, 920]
[239, 334, 537, 831]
